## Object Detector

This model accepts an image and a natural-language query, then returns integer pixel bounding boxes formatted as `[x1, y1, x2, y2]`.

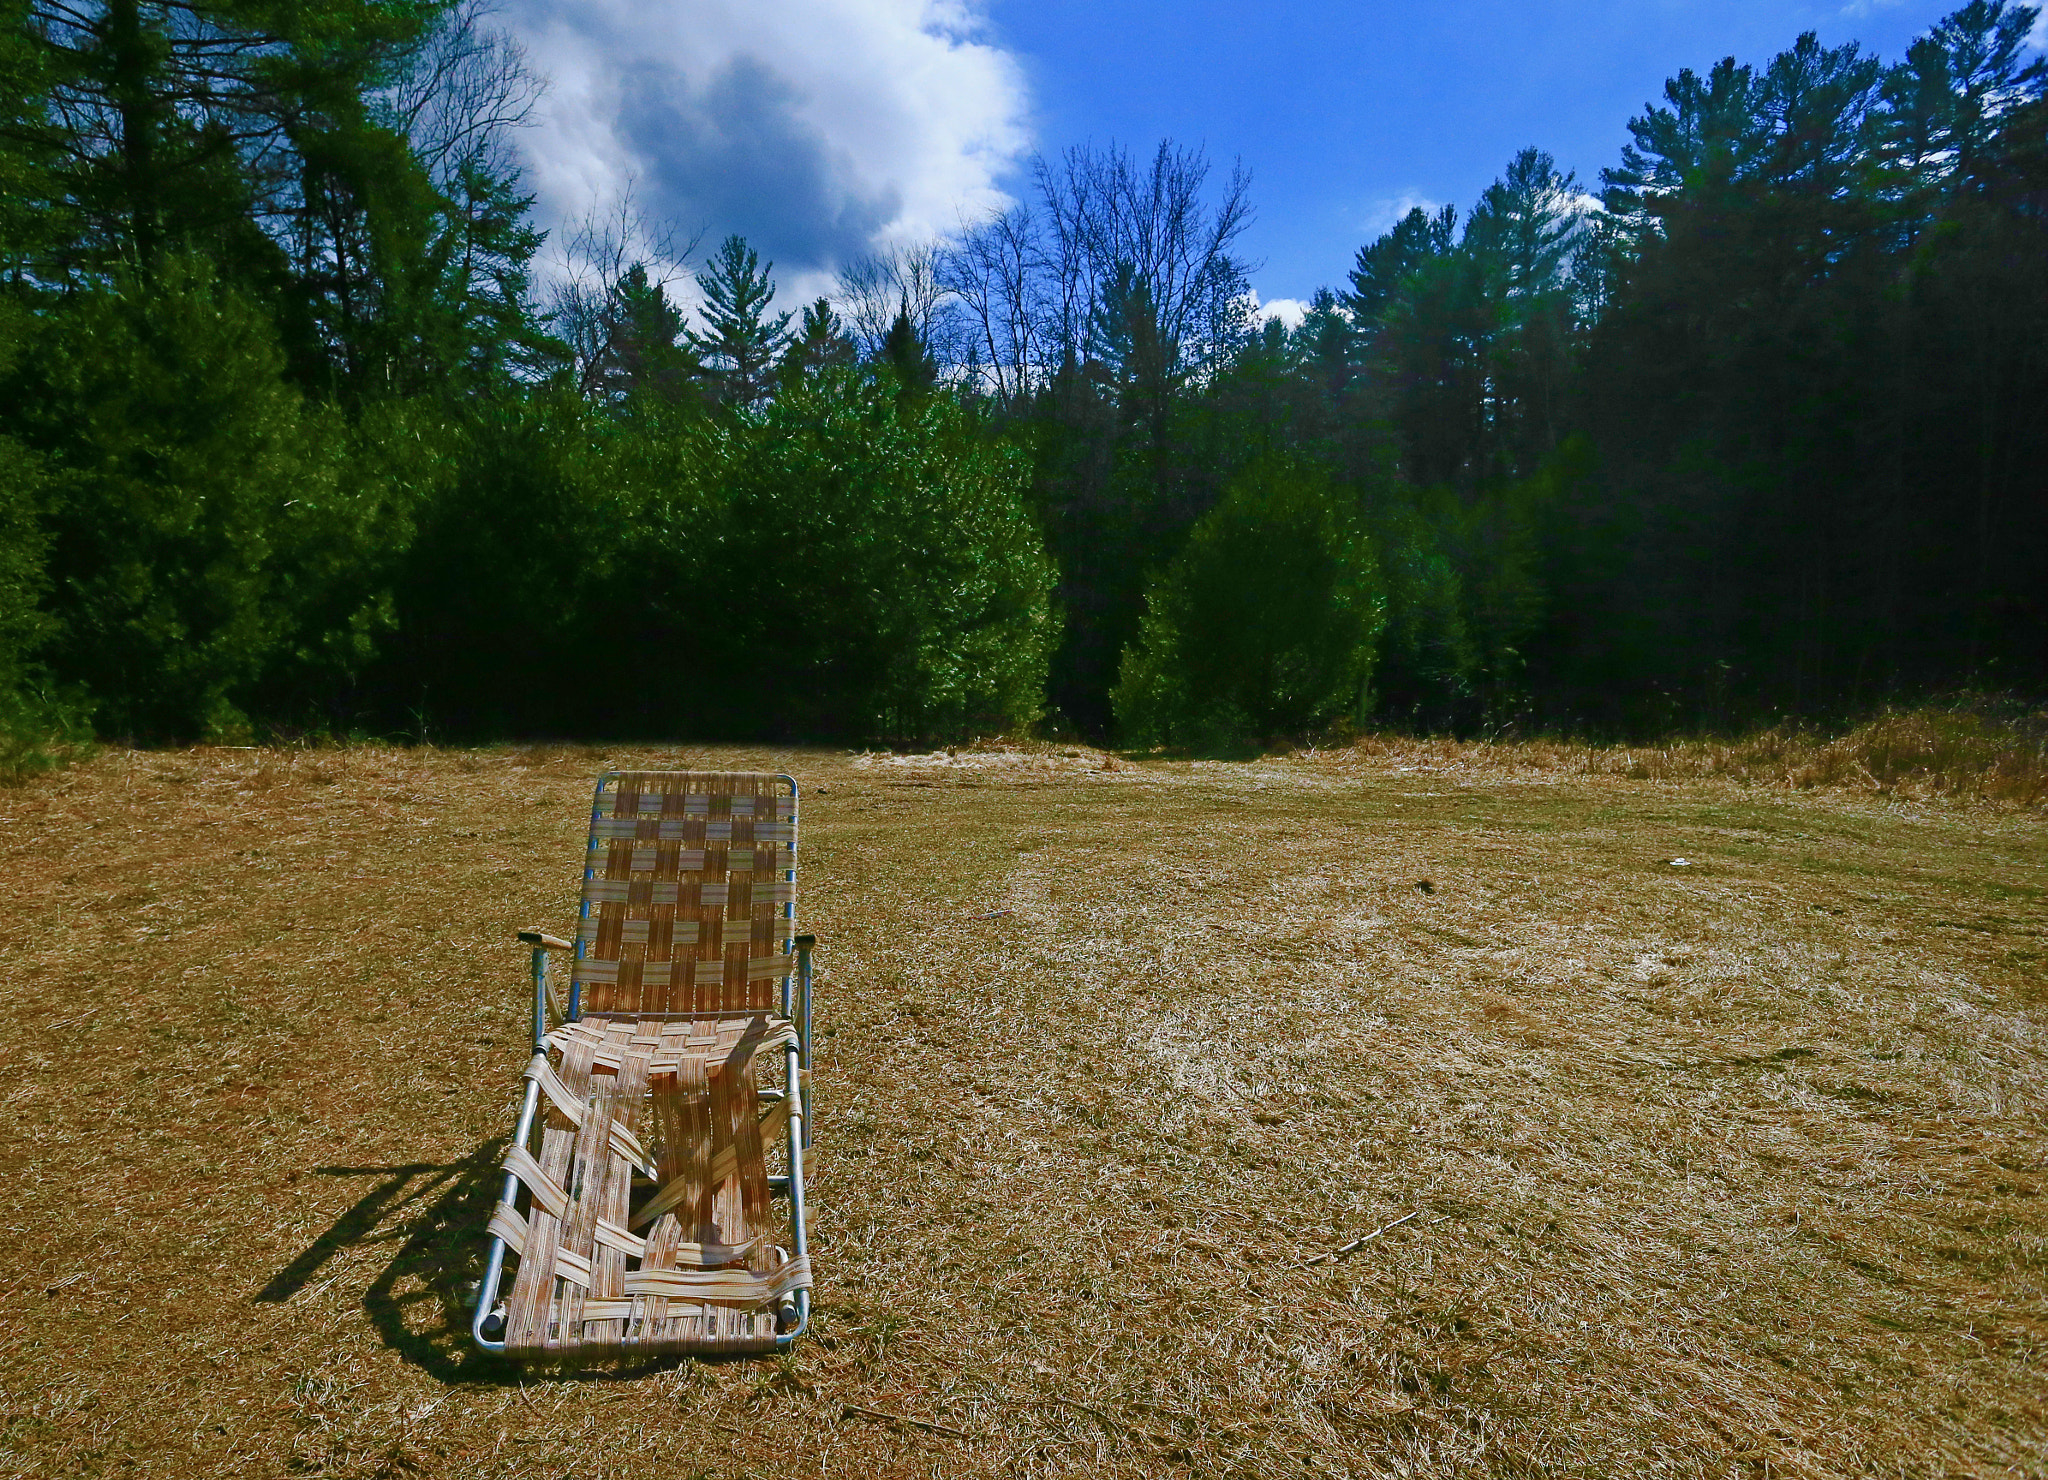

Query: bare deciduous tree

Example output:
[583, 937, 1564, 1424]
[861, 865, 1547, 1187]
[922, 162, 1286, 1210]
[835, 241, 957, 360]
[544, 185, 703, 397]
[383, 0, 544, 195]
[939, 139, 1257, 406]
[941, 204, 1045, 402]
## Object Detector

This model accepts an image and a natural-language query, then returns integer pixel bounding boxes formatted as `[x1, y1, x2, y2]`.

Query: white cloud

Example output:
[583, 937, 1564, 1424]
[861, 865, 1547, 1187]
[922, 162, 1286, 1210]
[500, 0, 1032, 300]
[1255, 295, 1310, 330]
[1355, 192, 1445, 241]
[1849, 0, 2043, 46]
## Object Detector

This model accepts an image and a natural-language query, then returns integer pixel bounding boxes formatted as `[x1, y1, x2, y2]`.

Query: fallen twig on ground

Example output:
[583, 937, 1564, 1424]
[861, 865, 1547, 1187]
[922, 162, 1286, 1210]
[840, 1403, 975, 1440]
[1050, 1395, 1179, 1449]
[1302, 1209, 1421, 1266]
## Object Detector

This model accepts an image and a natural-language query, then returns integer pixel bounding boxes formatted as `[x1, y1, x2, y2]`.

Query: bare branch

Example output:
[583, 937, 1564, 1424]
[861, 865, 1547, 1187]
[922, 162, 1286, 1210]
[544, 184, 705, 397]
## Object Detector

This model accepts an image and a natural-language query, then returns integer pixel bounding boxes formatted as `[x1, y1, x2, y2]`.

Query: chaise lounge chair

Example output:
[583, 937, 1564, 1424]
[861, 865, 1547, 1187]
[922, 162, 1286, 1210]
[472, 770, 815, 1357]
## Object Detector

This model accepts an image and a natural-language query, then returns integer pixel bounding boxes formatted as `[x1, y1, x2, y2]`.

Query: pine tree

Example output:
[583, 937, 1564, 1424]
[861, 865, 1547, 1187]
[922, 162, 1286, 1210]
[1875, 0, 2048, 212]
[427, 151, 554, 391]
[1, 0, 58, 278]
[880, 303, 938, 398]
[1464, 149, 1584, 301]
[1293, 287, 1355, 398]
[26, 0, 434, 277]
[1344, 206, 1456, 323]
[18, 256, 381, 741]
[1113, 455, 1384, 745]
[687, 235, 793, 410]
[779, 297, 858, 387]
[599, 263, 699, 403]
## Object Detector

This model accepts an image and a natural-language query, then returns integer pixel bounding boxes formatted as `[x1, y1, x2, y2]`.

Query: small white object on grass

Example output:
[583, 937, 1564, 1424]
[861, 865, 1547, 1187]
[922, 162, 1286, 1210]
[1302, 1209, 1422, 1266]
[1666, 857, 1693, 867]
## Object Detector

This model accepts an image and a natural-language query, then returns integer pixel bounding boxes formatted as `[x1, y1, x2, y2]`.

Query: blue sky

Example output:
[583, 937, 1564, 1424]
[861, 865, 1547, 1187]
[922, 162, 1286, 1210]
[502, 1, 2037, 312]
[984, 0, 1992, 309]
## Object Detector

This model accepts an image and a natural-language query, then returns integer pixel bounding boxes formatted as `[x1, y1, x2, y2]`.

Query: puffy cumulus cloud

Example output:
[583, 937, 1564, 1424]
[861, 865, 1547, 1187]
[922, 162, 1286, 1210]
[1255, 295, 1310, 330]
[1356, 192, 1445, 240]
[500, 0, 1032, 294]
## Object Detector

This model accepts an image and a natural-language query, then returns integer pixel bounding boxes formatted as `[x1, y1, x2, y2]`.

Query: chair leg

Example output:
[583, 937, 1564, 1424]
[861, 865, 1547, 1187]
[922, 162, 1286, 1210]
[797, 938, 815, 1149]
[777, 1034, 811, 1346]
[472, 1076, 541, 1353]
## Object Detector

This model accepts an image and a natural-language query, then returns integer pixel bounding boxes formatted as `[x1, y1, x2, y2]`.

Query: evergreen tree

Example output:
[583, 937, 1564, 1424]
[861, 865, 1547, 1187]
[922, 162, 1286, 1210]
[0, 295, 74, 771]
[1114, 455, 1384, 745]
[1, 0, 58, 279]
[1875, 0, 2048, 212]
[1344, 205, 1456, 322]
[423, 151, 554, 390]
[13, 256, 394, 740]
[0, 0, 2039, 750]
[879, 302, 938, 399]
[778, 297, 858, 388]
[712, 368, 1056, 739]
[1293, 287, 1356, 399]
[1583, 33, 1898, 718]
[1085, 263, 1180, 437]
[597, 263, 699, 404]
[687, 234, 793, 410]
[1462, 148, 1588, 478]
[377, 388, 632, 738]
[0, 0, 58, 752]
[24, 0, 435, 277]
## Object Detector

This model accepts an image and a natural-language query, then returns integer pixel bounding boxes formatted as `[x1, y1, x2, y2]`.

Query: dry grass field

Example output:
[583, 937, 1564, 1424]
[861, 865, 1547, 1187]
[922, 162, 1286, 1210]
[2, 741, 2043, 1478]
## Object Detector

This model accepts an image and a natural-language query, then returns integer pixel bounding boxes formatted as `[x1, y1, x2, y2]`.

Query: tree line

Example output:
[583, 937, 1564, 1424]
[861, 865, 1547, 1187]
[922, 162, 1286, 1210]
[1, 0, 2041, 757]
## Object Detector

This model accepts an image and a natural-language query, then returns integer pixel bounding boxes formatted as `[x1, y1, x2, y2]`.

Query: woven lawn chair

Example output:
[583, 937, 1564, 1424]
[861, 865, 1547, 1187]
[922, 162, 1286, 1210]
[472, 771, 816, 1358]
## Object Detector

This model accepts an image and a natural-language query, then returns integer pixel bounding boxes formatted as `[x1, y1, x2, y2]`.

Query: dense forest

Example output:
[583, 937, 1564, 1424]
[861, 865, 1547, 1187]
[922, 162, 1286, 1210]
[1, 0, 2042, 754]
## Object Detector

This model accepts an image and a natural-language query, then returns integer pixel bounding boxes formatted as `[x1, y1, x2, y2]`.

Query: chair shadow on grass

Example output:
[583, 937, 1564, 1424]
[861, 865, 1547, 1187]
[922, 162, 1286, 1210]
[256, 1141, 695, 1385]
[256, 1141, 527, 1384]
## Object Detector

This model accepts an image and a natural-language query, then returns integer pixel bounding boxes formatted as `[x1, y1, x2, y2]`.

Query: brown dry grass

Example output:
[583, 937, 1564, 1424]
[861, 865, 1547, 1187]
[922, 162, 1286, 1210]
[1300, 704, 2048, 809]
[1, 741, 2043, 1478]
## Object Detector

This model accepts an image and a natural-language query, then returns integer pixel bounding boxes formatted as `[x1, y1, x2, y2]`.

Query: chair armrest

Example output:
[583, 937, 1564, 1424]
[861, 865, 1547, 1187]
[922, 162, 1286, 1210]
[519, 932, 571, 1051]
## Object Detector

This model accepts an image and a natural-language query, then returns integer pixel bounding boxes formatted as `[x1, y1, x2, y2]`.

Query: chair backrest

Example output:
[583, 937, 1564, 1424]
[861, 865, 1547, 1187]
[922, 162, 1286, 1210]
[571, 771, 798, 1017]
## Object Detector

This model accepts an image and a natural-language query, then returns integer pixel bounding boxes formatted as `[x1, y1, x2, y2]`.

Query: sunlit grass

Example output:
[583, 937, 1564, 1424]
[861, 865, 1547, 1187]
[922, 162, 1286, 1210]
[3, 739, 2041, 1476]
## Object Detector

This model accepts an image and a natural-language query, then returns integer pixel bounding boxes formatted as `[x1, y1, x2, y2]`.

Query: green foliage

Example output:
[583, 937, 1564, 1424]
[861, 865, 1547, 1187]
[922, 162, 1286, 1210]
[689, 235, 794, 411]
[17, 257, 401, 740]
[1567, 8, 2048, 727]
[1114, 456, 1384, 746]
[0, 1, 2038, 755]
[712, 372, 1056, 739]
[0, 409, 90, 780]
[1361, 491, 1474, 726]
[779, 297, 858, 390]
[1345, 204, 1456, 322]
[879, 308, 938, 400]
[251, 397, 438, 727]
[0, 0, 58, 274]
[379, 387, 639, 737]
[774, 298, 856, 393]
[375, 370, 1056, 744]
[597, 264, 700, 404]
[422, 152, 554, 390]
[1354, 150, 1587, 494]
[1419, 471, 1554, 730]
[0, 430, 48, 684]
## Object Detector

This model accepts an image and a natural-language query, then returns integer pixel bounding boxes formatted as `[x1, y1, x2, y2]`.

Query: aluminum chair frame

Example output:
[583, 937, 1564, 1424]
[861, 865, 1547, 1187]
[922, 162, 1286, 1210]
[471, 771, 815, 1356]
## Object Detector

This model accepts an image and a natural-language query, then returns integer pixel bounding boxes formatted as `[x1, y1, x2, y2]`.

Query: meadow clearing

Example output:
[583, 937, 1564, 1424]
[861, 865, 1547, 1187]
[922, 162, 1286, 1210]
[1, 741, 2042, 1478]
